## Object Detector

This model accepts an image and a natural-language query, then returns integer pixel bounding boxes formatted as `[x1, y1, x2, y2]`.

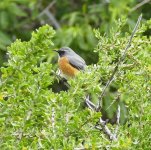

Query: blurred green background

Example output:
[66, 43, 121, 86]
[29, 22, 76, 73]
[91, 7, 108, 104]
[0, 0, 150, 67]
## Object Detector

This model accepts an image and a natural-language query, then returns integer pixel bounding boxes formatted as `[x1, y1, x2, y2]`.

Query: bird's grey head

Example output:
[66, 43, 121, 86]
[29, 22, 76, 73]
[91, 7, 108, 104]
[54, 47, 75, 57]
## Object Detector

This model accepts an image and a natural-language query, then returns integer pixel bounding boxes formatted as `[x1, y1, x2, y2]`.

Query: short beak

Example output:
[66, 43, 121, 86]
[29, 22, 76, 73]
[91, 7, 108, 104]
[53, 50, 58, 52]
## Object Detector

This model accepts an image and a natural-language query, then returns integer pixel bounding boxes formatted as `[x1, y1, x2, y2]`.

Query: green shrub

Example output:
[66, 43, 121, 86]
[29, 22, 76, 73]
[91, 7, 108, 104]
[0, 18, 150, 149]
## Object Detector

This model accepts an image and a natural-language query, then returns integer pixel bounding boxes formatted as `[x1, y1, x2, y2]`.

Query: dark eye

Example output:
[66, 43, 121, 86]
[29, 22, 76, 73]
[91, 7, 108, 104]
[58, 50, 65, 56]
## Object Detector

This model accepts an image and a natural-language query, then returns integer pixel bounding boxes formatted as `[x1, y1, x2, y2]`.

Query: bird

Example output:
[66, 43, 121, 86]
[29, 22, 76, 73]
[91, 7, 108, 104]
[54, 47, 86, 78]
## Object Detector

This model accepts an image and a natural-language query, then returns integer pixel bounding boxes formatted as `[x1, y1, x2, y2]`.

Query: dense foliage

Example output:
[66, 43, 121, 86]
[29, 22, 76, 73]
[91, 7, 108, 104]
[0, 16, 150, 149]
[0, 0, 150, 149]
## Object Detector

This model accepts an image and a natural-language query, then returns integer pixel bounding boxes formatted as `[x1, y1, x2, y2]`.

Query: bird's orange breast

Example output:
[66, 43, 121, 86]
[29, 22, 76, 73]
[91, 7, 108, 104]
[58, 57, 79, 77]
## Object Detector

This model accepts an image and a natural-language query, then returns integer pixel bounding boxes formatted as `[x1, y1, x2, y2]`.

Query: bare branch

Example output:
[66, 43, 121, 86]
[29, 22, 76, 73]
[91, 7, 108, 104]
[38, 0, 56, 17]
[85, 96, 119, 141]
[130, 0, 150, 13]
[97, 14, 142, 110]
[38, 0, 60, 29]
[85, 95, 97, 111]
[99, 118, 117, 141]
[96, 105, 120, 141]
[114, 105, 121, 138]
[44, 10, 60, 29]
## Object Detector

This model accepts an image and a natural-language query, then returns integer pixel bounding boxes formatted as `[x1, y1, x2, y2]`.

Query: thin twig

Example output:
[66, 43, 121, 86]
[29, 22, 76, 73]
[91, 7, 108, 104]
[38, 0, 56, 17]
[52, 107, 55, 135]
[99, 118, 117, 141]
[105, 93, 120, 111]
[114, 105, 120, 137]
[38, 0, 60, 29]
[44, 10, 60, 29]
[85, 95, 97, 111]
[130, 0, 150, 13]
[95, 125, 102, 131]
[97, 14, 142, 110]
[85, 96, 118, 141]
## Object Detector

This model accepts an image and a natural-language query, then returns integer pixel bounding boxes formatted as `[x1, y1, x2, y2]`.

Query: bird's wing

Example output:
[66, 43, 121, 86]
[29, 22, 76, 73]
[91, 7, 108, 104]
[67, 54, 86, 70]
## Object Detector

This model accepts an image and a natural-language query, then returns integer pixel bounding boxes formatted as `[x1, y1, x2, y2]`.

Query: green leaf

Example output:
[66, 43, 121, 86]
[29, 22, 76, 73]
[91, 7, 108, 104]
[8, 3, 27, 17]
[0, 11, 9, 29]
[0, 31, 11, 50]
